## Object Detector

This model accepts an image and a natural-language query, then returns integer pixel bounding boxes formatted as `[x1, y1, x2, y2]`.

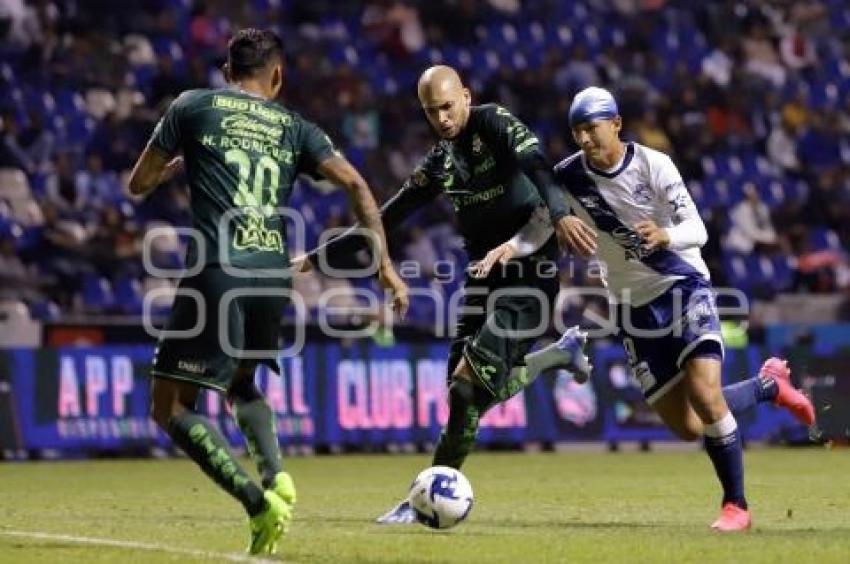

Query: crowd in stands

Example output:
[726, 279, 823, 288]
[0, 0, 849, 328]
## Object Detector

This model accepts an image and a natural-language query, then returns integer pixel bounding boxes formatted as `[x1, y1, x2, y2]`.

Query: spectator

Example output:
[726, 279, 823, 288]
[85, 207, 141, 280]
[149, 54, 189, 109]
[0, 234, 43, 303]
[741, 21, 786, 87]
[0, 111, 34, 172]
[767, 115, 801, 175]
[701, 39, 736, 88]
[75, 154, 120, 206]
[635, 110, 673, 154]
[45, 152, 88, 213]
[341, 81, 380, 150]
[725, 183, 779, 255]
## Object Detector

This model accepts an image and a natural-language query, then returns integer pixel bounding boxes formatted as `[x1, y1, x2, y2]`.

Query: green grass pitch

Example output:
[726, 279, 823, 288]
[1, 448, 848, 563]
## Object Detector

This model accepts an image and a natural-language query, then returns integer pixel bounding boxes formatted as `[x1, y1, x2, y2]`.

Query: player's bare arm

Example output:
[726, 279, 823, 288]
[128, 144, 183, 196]
[317, 156, 410, 317]
[471, 242, 517, 279]
[472, 206, 552, 279]
[557, 215, 597, 258]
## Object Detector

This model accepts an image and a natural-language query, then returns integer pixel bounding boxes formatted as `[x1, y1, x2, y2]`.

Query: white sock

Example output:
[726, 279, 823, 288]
[704, 411, 737, 438]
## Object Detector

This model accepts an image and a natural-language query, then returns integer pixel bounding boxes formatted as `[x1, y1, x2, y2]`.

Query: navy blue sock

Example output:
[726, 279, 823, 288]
[722, 375, 778, 415]
[703, 412, 747, 509]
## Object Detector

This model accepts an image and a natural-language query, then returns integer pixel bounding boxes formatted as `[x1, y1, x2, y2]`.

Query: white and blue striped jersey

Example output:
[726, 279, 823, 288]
[556, 142, 709, 305]
[508, 142, 709, 306]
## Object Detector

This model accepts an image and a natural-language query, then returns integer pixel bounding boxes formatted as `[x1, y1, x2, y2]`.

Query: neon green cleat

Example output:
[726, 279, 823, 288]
[247, 491, 291, 555]
[269, 471, 297, 509]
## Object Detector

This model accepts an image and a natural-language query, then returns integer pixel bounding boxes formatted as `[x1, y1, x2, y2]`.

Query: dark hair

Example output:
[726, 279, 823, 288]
[227, 28, 283, 80]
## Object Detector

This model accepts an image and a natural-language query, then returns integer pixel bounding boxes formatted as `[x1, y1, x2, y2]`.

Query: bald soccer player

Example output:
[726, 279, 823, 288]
[301, 66, 591, 523]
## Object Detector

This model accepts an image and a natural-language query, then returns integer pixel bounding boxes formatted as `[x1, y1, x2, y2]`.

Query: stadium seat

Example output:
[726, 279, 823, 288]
[28, 300, 61, 321]
[785, 179, 810, 204]
[810, 228, 841, 252]
[113, 276, 144, 315]
[53, 88, 86, 117]
[722, 252, 751, 294]
[24, 89, 56, 119]
[82, 275, 116, 312]
[555, 24, 574, 47]
[687, 180, 705, 207]
[64, 114, 96, 146]
[761, 180, 785, 207]
[771, 255, 795, 292]
[519, 21, 546, 47]
[700, 178, 731, 208]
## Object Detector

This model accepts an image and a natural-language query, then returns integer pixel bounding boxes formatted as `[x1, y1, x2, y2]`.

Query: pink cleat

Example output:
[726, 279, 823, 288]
[760, 357, 816, 426]
[711, 503, 752, 532]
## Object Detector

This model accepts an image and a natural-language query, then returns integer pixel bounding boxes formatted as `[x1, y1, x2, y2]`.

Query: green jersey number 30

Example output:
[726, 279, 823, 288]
[225, 148, 280, 217]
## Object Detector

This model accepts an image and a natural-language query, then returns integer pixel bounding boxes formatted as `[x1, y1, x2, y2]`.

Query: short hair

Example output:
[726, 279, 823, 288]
[227, 28, 283, 80]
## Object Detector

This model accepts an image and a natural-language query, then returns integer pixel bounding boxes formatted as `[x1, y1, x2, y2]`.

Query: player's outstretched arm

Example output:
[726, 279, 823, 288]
[317, 156, 409, 317]
[301, 160, 438, 272]
[471, 205, 553, 278]
[128, 144, 183, 197]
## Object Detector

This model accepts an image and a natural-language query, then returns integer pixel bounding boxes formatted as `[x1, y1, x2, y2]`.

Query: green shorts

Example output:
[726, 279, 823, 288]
[150, 266, 290, 392]
[452, 236, 560, 397]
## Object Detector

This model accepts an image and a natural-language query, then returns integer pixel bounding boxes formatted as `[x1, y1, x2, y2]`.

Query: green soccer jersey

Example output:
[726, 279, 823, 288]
[149, 88, 341, 269]
[396, 104, 548, 258]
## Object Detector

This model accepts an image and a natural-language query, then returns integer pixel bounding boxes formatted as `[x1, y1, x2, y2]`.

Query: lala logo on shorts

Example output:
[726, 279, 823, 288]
[178, 360, 205, 374]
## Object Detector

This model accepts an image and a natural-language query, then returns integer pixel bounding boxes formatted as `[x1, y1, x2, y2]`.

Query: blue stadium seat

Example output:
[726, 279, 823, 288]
[785, 180, 810, 203]
[810, 228, 841, 252]
[113, 276, 144, 315]
[553, 24, 574, 48]
[723, 252, 751, 294]
[518, 21, 547, 47]
[700, 178, 732, 208]
[28, 300, 61, 321]
[64, 114, 96, 146]
[82, 275, 115, 311]
[700, 155, 717, 177]
[131, 65, 157, 92]
[24, 89, 56, 119]
[760, 180, 785, 207]
[688, 180, 705, 207]
[771, 255, 795, 292]
[53, 88, 86, 118]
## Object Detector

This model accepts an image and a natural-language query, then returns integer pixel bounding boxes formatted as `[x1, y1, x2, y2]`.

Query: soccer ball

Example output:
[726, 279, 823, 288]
[408, 465, 474, 529]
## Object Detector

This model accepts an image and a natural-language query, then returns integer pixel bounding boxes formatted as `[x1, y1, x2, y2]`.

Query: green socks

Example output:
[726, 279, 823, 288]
[167, 410, 265, 516]
[432, 379, 494, 469]
[233, 397, 284, 489]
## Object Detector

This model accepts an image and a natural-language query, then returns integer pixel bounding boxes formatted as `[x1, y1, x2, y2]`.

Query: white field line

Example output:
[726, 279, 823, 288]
[0, 529, 281, 563]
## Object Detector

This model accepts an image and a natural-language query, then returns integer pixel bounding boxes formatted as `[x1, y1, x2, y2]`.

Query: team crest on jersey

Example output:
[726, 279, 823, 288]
[669, 193, 688, 213]
[633, 183, 652, 204]
[472, 134, 483, 154]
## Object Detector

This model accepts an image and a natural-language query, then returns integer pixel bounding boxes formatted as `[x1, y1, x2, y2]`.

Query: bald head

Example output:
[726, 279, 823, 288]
[417, 65, 463, 99]
[417, 65, 471, 139]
